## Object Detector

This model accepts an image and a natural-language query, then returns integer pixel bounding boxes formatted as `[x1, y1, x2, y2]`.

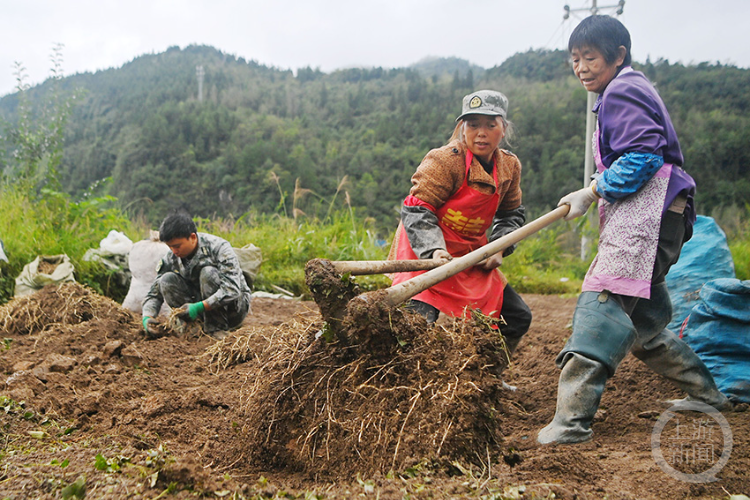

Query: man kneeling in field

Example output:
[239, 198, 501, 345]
[141, 213, 252, 339]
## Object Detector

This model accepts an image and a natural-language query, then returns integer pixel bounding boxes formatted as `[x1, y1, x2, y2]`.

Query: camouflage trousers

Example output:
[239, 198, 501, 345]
[158, 267, 249, 333]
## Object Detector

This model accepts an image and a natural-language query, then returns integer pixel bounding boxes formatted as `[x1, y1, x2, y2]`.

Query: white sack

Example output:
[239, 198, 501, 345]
[122, 234, 170, 316]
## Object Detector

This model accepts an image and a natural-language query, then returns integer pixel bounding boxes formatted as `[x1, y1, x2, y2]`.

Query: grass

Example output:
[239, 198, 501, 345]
[0, 183, 137, 304]
[195, 210, 391, 297]
[1, 179, 748, 306]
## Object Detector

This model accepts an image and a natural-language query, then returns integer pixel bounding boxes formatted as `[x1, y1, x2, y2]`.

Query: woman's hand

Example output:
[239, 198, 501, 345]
[477, 253, 503, 271]
[558, 181, 599, 220]
[432, 249, 453, 263]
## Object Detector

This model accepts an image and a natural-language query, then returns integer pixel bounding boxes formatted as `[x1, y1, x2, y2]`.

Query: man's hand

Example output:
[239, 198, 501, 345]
[142, 316, 167, 337]
[176, 301, 206, 321]
[558, 182, 599, 221]
[432, 249, 453, 263]
[477, 253, 503, 271]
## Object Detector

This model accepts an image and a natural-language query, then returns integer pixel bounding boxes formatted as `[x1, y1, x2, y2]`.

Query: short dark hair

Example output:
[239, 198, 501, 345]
[569, 15, 632, 67]
[159, 213, 197, 242]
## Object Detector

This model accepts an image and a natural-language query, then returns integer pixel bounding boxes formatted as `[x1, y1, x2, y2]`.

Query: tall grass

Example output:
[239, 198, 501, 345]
[721, 205, 750, 281]
[502, 220, 593, 295]
[2, 185, 747, 308]
[0, 183, 138, 303]
[196, 210, 390, 296]
[198, 207, 592, 298]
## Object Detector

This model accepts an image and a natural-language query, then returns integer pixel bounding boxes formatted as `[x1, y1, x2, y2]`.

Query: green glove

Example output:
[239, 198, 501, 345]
[179, 301, 205, 321]
[142, 316, 151, 332]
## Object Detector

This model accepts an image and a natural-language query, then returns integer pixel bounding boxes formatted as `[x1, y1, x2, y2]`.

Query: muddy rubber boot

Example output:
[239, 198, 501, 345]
[538, 291, 637, 445]
[537, 352, 608, 444]
[504, 335, 522, 357]
[633, 330, 731, 410]
[630, 282, 731, 410]
[499, 335, 522, 391]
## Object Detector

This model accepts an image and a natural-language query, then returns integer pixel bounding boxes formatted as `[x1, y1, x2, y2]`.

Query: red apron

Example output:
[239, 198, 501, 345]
[391, 151, 505, 318]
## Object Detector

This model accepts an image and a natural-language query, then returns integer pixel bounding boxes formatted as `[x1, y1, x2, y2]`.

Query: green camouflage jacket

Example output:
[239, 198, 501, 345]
[142, 232, 252, 317]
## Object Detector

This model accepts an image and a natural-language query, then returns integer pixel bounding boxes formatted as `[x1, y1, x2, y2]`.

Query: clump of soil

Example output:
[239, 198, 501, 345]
[304, 258, 361, 342]
[304, 258, 434, 356]
[238, 303, 511, 476]
[37, 259, 60, 274]
[295, 257, 514, 474]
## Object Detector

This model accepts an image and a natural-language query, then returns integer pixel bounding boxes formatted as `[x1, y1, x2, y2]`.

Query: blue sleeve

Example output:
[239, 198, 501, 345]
[596, 152, 664, 203]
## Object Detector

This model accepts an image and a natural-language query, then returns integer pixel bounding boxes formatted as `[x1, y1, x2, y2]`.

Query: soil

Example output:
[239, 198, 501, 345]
[1, 283, 748, 499]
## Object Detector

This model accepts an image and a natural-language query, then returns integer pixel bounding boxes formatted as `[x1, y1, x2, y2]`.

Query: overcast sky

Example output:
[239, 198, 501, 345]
[2, 0, 749, 98]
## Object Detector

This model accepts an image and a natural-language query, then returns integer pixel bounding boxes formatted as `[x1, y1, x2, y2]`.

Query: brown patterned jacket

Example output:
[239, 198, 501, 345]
[389, 140, 525, 261]
[408, 140, 522, 211]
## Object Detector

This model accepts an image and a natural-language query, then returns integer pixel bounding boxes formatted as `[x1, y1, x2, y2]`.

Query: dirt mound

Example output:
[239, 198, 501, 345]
[0, 282, 132, 336]
[1, 287, 748, 499]
[289, 257, 513, 475]
[237, 308, 509, 476]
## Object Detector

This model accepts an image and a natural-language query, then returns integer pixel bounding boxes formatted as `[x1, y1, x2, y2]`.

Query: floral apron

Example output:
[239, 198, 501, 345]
[391, 151, 505, 317]
[582, 127, 672, 299]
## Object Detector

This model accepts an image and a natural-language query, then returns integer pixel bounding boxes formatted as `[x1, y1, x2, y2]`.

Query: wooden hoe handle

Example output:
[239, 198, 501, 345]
[373, 205, 570, 307]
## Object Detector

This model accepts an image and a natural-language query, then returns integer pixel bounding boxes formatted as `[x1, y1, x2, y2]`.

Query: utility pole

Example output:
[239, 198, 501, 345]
[196, 65, 205, 102]
[563, 0, 625, 259]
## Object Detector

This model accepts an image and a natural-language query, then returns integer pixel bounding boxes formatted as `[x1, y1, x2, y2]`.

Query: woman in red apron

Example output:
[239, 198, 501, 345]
[388, 89, 530, 358]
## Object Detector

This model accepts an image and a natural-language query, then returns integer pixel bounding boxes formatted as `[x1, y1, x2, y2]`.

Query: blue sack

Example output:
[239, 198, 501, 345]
[682, 278, 750, 403]
[665, 216, 735, 333]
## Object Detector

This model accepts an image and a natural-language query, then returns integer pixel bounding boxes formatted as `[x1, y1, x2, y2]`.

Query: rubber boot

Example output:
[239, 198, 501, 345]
[537, 352, 608, 444]
[406, 299, 439, 323]
[537, 291, 636, 445]
[499, 335, 521, 391]
[504, 335, 522, 358]
[631, 283, 731, 410]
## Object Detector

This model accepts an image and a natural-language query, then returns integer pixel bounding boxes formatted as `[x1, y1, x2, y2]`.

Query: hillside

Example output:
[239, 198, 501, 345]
[1, 46, 749, 228]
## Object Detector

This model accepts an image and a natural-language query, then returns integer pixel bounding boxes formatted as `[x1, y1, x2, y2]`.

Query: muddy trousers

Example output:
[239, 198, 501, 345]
[409, 284, 532, 355]
[537, 284, 728, 445]
[158, 268, 249, 333]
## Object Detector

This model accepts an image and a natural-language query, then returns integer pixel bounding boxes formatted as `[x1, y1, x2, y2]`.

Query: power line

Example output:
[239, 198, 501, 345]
[543, 19, 568, 51]
[564, 0, 625, 19]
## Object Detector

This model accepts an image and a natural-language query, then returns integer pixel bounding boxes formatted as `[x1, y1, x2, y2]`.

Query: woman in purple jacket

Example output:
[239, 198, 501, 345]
[538, 15, 730, 445]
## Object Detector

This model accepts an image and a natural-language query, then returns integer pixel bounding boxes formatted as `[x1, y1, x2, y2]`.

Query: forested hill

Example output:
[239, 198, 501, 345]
[1, 45, 749, 229]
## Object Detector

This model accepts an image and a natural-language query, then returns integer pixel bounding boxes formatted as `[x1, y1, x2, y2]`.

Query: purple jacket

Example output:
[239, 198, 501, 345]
[595, 67, 696, 236]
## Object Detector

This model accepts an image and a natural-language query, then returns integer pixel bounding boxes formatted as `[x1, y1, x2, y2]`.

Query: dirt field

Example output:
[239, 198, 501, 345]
[0, 284, 748, 499]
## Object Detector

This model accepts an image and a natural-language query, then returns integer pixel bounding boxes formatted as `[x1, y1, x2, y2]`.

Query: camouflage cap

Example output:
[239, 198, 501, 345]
[456, 90, 509, 122]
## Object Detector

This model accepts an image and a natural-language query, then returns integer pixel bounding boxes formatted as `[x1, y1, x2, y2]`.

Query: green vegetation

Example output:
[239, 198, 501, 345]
[2, 46, 749, 229]
[0, 47, 747, 305]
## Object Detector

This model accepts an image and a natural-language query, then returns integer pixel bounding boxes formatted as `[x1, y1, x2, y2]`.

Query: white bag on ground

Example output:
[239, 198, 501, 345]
[99, 230, 134, 256]
[122, 231, 170, 316]
[15, 254, 76, 297]
[233, 243, 262, 288]
[0, 238, 8, 263]
[83, 230, 134, 288]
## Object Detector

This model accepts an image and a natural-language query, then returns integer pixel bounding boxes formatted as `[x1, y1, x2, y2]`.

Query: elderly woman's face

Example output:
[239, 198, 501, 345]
[463, 115, 504, 163]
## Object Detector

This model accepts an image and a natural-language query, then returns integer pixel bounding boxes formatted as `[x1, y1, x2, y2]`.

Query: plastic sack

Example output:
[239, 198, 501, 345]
[233, 243, 262, 288]
[665, 216, 735, 332]
[83, 230, 134, 288]
[122, 232, 170, 316]
[0, 238, 8, 263]
[15, 254, 76, 297]
[681, 278, 750, 403]
[98, 230, 133, 256]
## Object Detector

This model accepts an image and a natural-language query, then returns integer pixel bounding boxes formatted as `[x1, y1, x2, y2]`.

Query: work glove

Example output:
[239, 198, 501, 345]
[558, 182, 600, 221]
[142, 316, 167, 338]
[176, 301, 206, 321]
[432, 249, 453, 263]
